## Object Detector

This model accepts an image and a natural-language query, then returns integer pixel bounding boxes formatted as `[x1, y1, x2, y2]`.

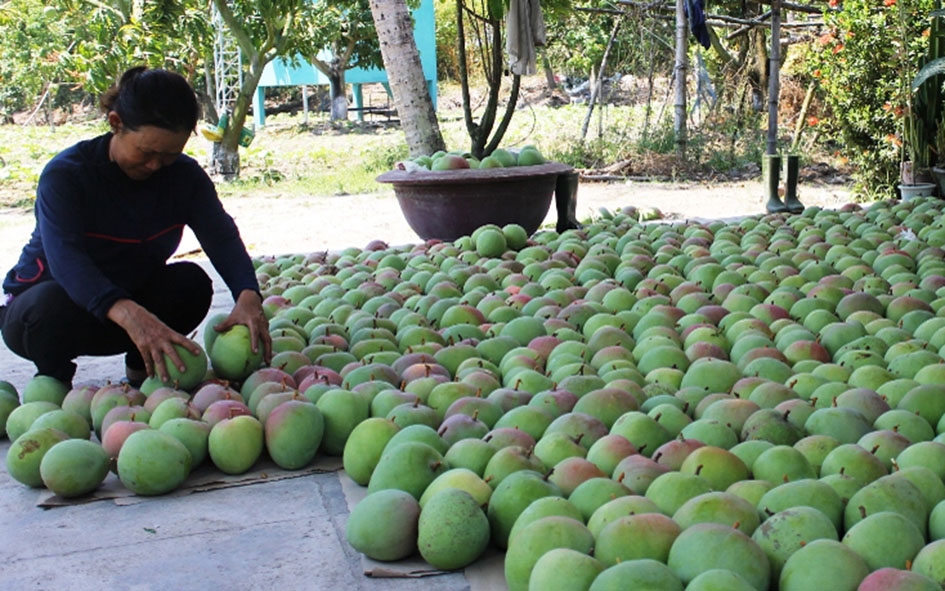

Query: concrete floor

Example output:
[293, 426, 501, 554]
[0, 448, 474, 591]
[0, 260, 487, 591]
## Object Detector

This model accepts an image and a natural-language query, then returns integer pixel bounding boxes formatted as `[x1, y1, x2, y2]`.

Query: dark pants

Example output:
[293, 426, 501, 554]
[0, 262, 213, 385]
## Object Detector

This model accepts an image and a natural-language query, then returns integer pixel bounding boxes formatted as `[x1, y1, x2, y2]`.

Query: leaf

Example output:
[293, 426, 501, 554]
[912, 57, 945, 92]
[487, 0, 505, 21]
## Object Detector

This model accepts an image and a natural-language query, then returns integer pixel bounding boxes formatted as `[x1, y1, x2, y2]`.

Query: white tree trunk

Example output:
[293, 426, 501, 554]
[329, 71, 349, 121]
[211, 142, 241, 181]
[369, 0, 445, 157]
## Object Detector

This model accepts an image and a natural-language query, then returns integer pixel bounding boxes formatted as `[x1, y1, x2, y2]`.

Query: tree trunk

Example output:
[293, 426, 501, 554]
[750, 28, 768, 112]
[210, 108, 244, 179]
[475, 13, 508, 157]
[201, 61, 218, 123]
[211, 143, 241, 179]
[456, 0, 519, 159]
[207, 42, 273, 181]
[542, 55, 557, 92]
[643, 55, 657, 137]
[369, 0, 445, 157]
[483, 76, 521, 156]
[328, 69, 349, 121]
[209, 57, 260, 180]
[674, 0, 688, 161]
[582, 19, 621, 140]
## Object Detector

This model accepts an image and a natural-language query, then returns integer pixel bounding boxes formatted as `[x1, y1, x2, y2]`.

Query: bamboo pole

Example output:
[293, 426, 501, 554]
[582, 18, 622, 140]
[674, 0, 688, 161]
[766, 0, 781, 156]
[790, 80, 816, 153]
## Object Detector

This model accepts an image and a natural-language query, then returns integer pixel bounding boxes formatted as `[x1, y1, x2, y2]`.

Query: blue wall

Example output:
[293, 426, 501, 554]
[253, 0, 437, 126]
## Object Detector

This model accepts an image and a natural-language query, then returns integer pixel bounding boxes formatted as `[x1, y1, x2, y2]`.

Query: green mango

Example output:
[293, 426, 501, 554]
[417, 488, 490, 570]
[345, 489, 420, 561]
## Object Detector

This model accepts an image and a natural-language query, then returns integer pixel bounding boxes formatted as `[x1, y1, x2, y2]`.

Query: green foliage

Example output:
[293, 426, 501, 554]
[57, 0, 213, 97]
[547, 137, 618, 169]
[543, 0, 673, 81]
[801, 0, 936, 195]
[301, 0, 409, 86]
[0, 122, 100, 208]
[692, 102, 766, 173]
[0, 88, 778, 212]
[636, 119, 678, 155]
[909, 4, 945, 169]
[912, 8, 945, 91]
[435, 0, 462, 81]
[0, 0, 211, 116]
[0, 1, 84, 119]
[363, 142, 411, 173]
[0, 0, 390, 133]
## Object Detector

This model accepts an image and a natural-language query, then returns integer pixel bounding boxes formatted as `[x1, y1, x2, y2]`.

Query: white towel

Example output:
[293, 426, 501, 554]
[507, 0, 546, 76]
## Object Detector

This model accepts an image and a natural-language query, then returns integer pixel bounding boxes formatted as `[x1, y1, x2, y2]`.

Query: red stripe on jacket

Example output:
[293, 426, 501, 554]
[83, 224, 185, 244]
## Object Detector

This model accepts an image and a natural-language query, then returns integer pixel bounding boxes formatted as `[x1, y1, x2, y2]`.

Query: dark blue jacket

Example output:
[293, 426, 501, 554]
[3, 133, 259, 321]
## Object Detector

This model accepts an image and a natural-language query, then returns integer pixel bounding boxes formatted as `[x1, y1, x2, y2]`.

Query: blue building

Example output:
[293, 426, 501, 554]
[252, 0, 437, 127]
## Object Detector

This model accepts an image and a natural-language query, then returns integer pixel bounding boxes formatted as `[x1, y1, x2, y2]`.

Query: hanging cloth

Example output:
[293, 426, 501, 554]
[685, 0, 712, 49]
[507, 0, 547, 75]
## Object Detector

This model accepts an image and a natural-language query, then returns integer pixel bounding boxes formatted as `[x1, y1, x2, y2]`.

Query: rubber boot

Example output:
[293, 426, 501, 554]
[555, 171, 582, 232]
[783, 154, 805, 214]
[764, 154, 788, 214]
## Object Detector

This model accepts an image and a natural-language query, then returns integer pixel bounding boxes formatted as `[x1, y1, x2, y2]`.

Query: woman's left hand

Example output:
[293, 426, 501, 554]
[213, 289, 272, 363]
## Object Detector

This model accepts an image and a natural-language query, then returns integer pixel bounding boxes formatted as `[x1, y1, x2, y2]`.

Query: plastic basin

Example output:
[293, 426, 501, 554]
[376, 162, 573, 241]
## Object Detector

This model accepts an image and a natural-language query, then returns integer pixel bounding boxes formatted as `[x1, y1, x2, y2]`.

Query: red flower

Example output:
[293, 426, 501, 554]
[807, 116, 820, 127]
[884, 0, 896, 6]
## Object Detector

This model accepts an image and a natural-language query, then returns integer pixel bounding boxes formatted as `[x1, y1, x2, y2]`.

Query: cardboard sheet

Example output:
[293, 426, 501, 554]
[36, 455, 343, 508]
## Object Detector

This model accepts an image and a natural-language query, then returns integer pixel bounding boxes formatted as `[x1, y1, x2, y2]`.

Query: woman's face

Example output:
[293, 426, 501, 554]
[108, 112, 192, 181]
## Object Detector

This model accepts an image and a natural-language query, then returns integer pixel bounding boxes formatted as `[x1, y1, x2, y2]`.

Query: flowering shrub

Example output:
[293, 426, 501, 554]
[801, 0, 935, 197]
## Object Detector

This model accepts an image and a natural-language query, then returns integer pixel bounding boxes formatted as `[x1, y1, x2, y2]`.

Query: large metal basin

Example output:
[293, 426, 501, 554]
[376, 162, 573, 241]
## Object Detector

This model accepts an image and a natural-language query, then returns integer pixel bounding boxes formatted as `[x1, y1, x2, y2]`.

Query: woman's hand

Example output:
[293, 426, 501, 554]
[106, 298, 202, 382]
[212, 289, 272, 364]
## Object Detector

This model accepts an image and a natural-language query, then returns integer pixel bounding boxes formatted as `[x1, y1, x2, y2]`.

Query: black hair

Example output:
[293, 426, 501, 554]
[99, 66, 200, 133]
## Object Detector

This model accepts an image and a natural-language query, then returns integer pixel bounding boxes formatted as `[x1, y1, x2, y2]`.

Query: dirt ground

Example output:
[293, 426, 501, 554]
[0, 177, 853, 393]
[0, 177, 854, 270]
[188, 178, 855, 257]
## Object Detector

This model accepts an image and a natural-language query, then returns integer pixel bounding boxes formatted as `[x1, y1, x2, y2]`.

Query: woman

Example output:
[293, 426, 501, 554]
[1, 66, 271, 388]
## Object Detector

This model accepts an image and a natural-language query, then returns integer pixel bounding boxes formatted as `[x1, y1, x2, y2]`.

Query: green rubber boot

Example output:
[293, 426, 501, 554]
[783, 154, 805, 214]
[764, 154, 787, 214]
